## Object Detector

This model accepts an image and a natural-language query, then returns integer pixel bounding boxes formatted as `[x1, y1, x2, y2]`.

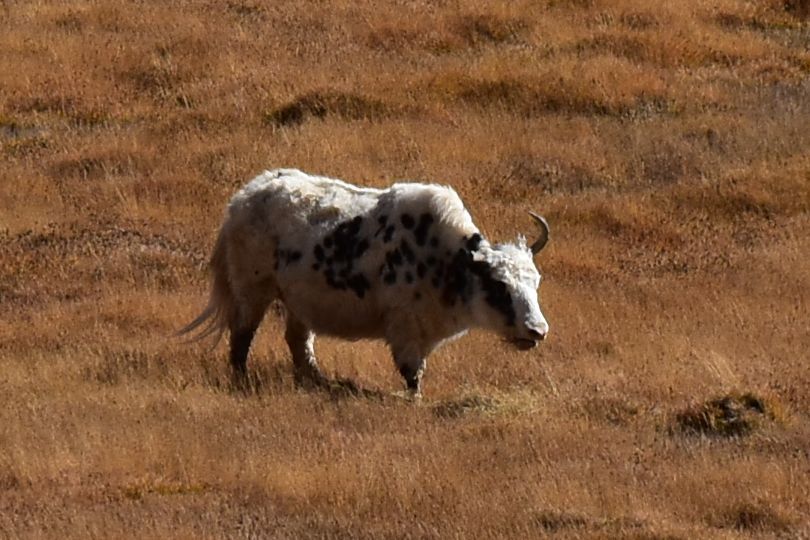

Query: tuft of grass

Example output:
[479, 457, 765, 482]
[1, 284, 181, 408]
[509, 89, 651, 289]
[422, 58, 670, 118]
[452, 13, 529, 46]
[123, 481, 210, 500]
[671, 392, 786, 438]
[431, 389, 545, 419]
[532, 509, 589, 532]
[432, 394, 497, 419]
[264, 91, 402, 127]
[580, 395, 642, 426]
[532, 510, 651, 536]
[717, 500, 795, 533]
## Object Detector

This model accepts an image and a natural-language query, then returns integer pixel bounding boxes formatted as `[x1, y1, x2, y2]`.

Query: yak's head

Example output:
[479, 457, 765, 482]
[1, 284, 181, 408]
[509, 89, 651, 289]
[464, 213, 550, 350]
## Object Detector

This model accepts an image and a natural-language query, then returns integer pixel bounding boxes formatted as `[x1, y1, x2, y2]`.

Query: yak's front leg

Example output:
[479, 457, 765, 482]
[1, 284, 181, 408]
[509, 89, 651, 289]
[397, 353, 426, 398]
[386, 317, 432, 398]
[388, 338, 427, 398]
[285, 314, 324, 387]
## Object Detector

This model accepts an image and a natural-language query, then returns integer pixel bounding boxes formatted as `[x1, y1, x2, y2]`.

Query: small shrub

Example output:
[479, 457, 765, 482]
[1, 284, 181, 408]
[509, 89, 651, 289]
[264, 91, 398, 127]
[432, 394, 497, 419]
[453, 13, 528, 46]
[720, 501, 794, 532]
[672, 392, 785, 437]
[533, 510, 589, 532]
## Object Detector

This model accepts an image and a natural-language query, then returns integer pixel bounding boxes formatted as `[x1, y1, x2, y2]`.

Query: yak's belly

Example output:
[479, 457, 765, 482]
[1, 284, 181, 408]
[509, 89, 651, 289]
[280, 286, 386, 339]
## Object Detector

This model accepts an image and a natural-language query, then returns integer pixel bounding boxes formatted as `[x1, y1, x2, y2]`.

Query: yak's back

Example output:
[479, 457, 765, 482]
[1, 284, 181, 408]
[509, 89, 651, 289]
[228, 168, 477, 239]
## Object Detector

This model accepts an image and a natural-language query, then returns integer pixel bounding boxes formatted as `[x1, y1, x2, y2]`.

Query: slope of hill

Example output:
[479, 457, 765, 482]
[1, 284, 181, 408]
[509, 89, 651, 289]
[1, 1, 809, 537]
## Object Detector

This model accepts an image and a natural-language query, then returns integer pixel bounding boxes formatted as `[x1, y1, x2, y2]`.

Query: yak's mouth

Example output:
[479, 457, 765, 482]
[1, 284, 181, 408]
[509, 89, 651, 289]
[511, 338, 538, 351]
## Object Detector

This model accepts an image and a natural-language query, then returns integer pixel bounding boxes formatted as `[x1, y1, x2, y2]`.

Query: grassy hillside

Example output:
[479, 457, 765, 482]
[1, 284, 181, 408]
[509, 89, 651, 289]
[1, 0, 809, 537]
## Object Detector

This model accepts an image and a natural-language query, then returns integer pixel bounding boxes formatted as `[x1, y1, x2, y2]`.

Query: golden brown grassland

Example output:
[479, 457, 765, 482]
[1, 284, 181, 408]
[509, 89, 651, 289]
[1, 0, 809, 538]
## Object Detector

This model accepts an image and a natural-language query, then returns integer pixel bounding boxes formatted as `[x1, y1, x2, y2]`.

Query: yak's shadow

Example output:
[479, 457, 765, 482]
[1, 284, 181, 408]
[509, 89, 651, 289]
[301, 374, 390, 402]
[224, 368, 390, 402]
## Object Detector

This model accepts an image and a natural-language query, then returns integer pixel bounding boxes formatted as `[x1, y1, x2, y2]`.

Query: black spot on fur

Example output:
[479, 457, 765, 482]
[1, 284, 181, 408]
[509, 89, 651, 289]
[433, 262, 445, 285]
[417, 262, 427, 279]
[347, 273, 371, 299]
[405, 272, 413, 284]
[348, 216, 363, 235]
[312, 263, 321, 271]
[287, 251, 302, 264]
[443, 248, 473, 305]
[387, 249, 403, 267]
[426, 255, 437, 267]
[375, 215, 388, 237]
[383, 225, 395, 243]
[400, 240, 416, 264]
[430, 236, 439, 248]
[318, 216, 374, 295]
[400, 214, 415, 229]
[384, 272, 397, 285]
[325, 267, 346, 290]
[414, 213, 434, 246]
[414, 291, 422, 300]
[468, 260, 516, 327]
[355, 239, 369, 257]
[331, 218, 362, 263]
[466, 233, 482, 252]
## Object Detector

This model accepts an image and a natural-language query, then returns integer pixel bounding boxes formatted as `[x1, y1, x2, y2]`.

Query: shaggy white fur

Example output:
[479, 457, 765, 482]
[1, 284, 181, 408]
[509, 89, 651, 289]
[183, 168, 550, 395]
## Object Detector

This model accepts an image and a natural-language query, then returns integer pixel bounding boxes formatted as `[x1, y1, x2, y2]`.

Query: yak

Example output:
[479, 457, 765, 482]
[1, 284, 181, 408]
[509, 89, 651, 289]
[182, 168, 550, 396]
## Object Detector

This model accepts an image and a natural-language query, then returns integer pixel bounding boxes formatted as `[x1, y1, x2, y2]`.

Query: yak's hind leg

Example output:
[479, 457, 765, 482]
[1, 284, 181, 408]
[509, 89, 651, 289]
[285, 314, 323, 386]
[228, 292, 273, 387]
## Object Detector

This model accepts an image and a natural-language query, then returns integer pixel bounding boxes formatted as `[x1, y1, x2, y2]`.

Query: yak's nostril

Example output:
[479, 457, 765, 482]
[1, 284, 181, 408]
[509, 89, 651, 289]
[528, 328, 546, 341]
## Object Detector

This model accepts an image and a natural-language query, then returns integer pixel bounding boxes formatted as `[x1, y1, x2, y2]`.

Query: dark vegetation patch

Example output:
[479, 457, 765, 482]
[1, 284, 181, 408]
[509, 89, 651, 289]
[671, 392, 786, 438]
[532, 510, 651, 536]
[224, 1, 267, 23]
[432, 394, 497, 419]
[719, 501, 794, 533]
[365, 12, 529, 54]
[425, 73, 669, 117]
[50, 149, 150, 180]
[82, 349, 169, 386]
[784, 0, 810, 19]
[0, 225, 205, 310]
[452, 13, 529, 46]
[122, 480, 210, 500]
[532, 510, 589, 532]
[579, 395, 641, 426]
[497, 156, 606, 197]
[265, 91, 401, 127]
[1, 119, 49, 157]
[9, 94, 118, 129]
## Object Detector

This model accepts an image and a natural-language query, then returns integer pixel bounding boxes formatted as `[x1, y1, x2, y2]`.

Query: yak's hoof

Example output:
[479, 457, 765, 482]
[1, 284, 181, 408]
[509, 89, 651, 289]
[230, 369, 255, 393]
[294, 368, 326, 389]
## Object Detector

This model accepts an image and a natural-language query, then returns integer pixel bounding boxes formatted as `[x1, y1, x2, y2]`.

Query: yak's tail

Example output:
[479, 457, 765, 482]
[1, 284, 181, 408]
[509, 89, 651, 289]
[178, 223, 234, 347]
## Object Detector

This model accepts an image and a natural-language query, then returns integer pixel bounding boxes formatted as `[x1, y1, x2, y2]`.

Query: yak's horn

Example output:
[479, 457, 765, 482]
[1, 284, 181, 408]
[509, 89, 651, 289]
[528, 212, 550, 254]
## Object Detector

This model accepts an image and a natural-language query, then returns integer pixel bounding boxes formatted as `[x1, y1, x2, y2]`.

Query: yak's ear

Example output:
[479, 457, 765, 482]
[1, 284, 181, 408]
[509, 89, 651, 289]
[465, 232, 483, 252]
[471, 248, 487, 263]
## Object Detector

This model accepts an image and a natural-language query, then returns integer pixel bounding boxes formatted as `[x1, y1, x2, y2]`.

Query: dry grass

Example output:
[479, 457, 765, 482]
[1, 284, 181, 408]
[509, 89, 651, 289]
[2, 0, 810, 538]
